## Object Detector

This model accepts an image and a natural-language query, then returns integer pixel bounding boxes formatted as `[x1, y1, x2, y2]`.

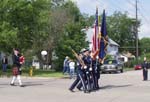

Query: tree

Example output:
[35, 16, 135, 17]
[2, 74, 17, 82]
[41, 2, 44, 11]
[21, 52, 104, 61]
[107, 11, 140, 54]
[54, 1, 88, 70]
[0, 0, 51, 53]
[0, 0, 89, 70]
[140, 38, 150, 54]
[30, 1, 88, 69]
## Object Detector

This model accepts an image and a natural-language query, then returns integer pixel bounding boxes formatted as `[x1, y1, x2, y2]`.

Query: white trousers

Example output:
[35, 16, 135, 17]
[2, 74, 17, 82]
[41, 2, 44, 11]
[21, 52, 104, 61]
[11, 75, 22, 85]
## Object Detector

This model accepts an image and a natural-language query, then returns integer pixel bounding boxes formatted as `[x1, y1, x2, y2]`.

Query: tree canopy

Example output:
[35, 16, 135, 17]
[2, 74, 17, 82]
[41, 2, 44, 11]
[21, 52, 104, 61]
[0, 0, 143, 70]
[0, 0, 88, 70]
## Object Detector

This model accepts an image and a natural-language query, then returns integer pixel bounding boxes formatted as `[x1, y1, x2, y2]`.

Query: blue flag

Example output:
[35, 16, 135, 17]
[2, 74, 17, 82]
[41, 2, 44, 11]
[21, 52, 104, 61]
[101, 10, 107, 37]
[99, 10, 108, 63]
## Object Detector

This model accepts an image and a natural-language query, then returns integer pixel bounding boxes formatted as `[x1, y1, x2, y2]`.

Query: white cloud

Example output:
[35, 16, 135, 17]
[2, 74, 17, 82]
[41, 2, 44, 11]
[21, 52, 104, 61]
[71, 0, 150, 39]
[139, 23, 150, 39]
[71, 0, 109, 15]
[125, 2, 135, 18]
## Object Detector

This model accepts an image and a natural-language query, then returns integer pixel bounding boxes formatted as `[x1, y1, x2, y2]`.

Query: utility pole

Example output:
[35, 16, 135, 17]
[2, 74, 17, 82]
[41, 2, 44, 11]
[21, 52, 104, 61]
[135, 0, 139, 59]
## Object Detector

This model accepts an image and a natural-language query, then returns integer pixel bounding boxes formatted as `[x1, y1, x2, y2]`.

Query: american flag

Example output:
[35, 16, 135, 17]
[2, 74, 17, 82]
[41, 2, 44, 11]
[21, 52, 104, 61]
[92, 7, 100, 53]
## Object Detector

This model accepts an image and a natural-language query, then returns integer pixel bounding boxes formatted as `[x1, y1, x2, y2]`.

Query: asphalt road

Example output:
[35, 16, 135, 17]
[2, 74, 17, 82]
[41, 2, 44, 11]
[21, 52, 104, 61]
[0, 70, 150, 102]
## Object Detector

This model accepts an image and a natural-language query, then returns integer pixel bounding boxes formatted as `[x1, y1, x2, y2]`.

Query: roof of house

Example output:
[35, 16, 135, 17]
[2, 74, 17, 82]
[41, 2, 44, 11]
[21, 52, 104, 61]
[108, 38, 119, 46]
[82, 27, 119, 47]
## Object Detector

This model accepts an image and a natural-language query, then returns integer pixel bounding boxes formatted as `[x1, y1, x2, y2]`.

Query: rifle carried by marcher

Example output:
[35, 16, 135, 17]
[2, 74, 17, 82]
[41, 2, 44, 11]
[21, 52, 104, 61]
[71, 49, 86, 69]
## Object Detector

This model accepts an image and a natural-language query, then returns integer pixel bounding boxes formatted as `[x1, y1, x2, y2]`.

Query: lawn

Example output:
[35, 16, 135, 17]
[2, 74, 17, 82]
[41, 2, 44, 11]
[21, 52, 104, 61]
[124, 67, 134, 72]
[0, 68, 66, 78]
[0, 67, 134, 78]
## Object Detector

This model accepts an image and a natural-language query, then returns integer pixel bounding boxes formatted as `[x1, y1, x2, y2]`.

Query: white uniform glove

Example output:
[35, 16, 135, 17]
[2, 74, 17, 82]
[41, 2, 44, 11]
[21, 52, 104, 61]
[89, 67, 92, 71]
[84, 66, 87, 69]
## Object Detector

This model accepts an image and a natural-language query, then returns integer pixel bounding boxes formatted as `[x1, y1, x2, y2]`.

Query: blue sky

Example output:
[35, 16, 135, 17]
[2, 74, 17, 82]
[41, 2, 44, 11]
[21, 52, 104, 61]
[71, 0, 150, 39]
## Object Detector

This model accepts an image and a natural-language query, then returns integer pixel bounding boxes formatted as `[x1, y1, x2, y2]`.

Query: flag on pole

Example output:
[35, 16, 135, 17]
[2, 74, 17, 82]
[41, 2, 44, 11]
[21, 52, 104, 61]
[92, 7, 100, 54]
[99, 10, 108, 63]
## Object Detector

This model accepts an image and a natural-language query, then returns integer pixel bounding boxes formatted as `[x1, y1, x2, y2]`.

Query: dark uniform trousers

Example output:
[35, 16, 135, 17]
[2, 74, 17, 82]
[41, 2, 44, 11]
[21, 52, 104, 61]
[85, 71, 91, 91]
[143, 69, 148, 80]
[92, 71, 98, 90]
[69, 68, 87, 92]
[95, 66, 100, 89]
[77, 70, 96, 91]
[92, 60, 100, 89]
[142, 61, 148, 81]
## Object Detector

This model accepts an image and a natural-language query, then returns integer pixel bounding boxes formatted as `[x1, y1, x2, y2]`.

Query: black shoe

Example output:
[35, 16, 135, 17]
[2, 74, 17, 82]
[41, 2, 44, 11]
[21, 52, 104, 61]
[96, 87, 100, 90]
[84, 90, 90, 93]
[69, 89, 75, 92]
[20, 85, 25, 87]
[77, 87, 82, 91]
[10, 83, 15, 86]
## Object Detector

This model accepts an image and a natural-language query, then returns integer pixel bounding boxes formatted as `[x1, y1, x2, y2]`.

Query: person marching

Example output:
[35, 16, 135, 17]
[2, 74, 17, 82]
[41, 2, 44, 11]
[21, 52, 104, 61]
[86, 50, 96, 91]
[18, 53, 25, 75]
[77, 49, 98, 92]
[91, 48, 101, 90]
[69, 51, 87, 93]
[10, 48, 24, 87]
[142, 57, 149, 81]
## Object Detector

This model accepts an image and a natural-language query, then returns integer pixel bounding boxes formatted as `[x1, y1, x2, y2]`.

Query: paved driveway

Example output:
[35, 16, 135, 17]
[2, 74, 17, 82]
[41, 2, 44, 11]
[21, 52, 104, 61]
[0, 70, 150, 102]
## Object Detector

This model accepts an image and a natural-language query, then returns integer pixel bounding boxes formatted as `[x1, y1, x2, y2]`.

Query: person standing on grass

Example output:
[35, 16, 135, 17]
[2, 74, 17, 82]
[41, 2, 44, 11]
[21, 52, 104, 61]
[10, 48, 24, 87]
[69, 59, 75, 79]
[63, 56, 69, 74]
[2, 56, 8, 72]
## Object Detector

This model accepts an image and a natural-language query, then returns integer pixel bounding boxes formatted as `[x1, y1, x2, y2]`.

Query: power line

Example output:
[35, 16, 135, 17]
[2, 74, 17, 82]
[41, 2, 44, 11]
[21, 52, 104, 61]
[109, 0, 127, 12]
[138, 3, 150, 24]
[126, 0, 150, 23]
[138, 10, 150, 24]
[126, 0, 139, 58]
[125, 0, 137, 18]
[95, 0, 117, 13]
[126, 0, 135, 7]
[138, 1, 149, 16]
[120, 46, 150, 49]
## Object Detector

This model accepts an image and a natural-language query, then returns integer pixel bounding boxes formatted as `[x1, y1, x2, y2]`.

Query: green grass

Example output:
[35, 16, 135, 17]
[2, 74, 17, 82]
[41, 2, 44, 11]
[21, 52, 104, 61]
[0, 67, 135, 78]
[33, 70, 65, 77]
[124, 67, 134, 72]
[0, 68, 66, 78]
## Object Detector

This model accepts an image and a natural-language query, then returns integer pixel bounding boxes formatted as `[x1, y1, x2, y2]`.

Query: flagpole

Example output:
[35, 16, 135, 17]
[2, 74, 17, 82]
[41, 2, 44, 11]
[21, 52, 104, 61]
[135, 0, 139, 59]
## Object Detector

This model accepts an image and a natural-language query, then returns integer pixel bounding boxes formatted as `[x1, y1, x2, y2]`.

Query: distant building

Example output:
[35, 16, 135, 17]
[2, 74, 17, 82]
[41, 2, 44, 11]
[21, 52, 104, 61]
[118, 52, 135, 63]
[107, 38, 119, 56]
[83, 27, 119, 56]
[0, 52, 13, 65]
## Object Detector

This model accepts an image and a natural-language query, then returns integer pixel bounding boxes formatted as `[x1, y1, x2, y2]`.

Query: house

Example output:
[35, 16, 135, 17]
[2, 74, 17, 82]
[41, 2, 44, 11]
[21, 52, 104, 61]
[0, 52, 13, 65]
[118, 52, 135, 63]
[83, 27, 119, 57]
[107, 38, 119, 56]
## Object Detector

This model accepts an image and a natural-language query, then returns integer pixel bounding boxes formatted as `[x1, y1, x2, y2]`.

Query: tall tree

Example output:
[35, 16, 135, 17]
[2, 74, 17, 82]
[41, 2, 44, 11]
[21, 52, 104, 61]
[0, 0, 50, 53]
[54, 1, 88, 70]
[140, 38, 150, 54]
[107, 11, 140, 54]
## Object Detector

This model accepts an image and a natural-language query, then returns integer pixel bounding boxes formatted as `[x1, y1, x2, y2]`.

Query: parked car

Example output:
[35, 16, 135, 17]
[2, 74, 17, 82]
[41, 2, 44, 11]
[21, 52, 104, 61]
[134, 64, 142, 70]
[100, 60, 124, 73]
